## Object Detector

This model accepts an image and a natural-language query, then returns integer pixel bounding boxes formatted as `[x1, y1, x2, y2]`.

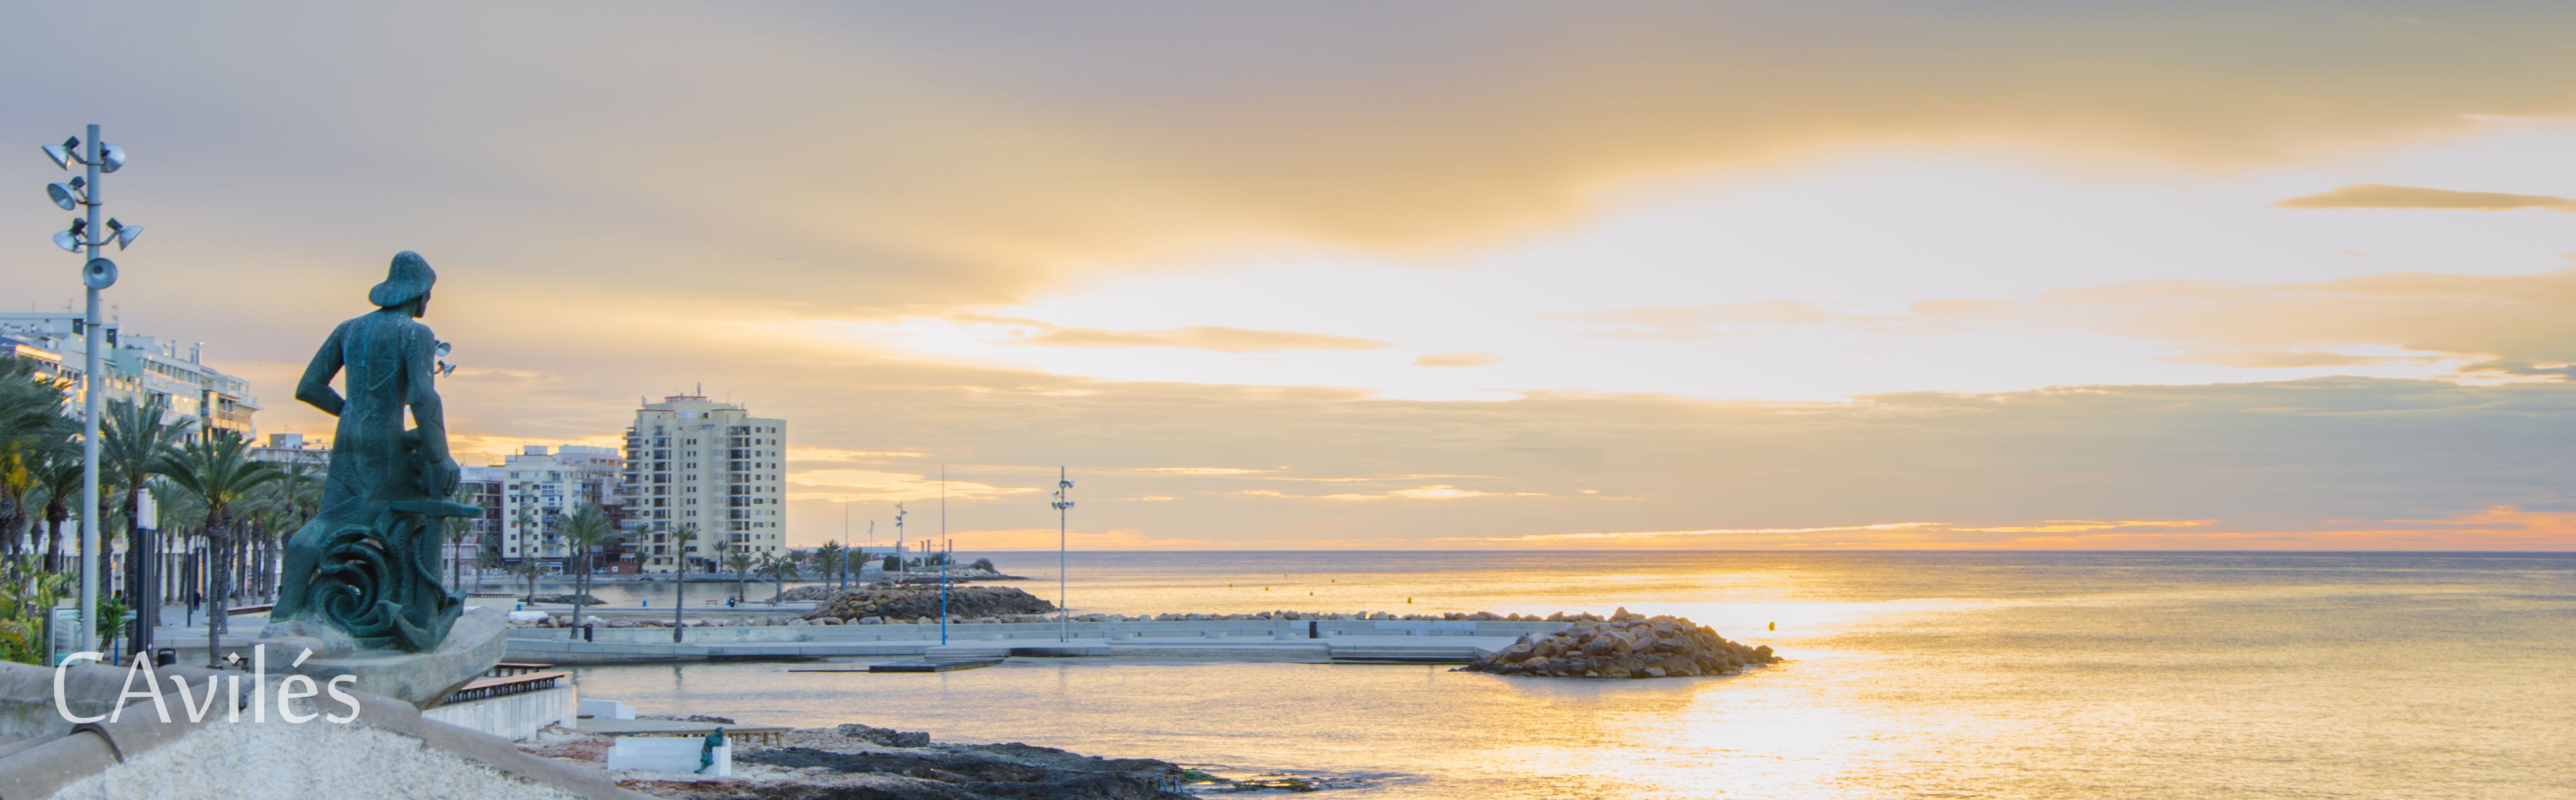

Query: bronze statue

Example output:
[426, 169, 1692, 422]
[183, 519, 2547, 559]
[272, 252, 475, 652]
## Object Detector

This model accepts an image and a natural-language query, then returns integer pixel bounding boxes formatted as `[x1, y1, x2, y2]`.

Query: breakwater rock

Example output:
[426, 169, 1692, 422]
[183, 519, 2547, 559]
[523, 593, 606, 605]
[802, 586, 1058, 623]
[1461, 610, 1778, 679]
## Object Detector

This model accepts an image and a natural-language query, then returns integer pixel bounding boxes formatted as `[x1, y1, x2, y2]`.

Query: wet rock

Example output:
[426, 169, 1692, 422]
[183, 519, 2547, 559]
[1458, 615, 1781, 680]
[803, 586, 1058, 623]
[839, 723, 933, 748]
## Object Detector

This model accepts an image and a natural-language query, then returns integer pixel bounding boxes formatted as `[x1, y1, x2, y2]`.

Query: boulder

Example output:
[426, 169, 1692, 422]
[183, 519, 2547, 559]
[801, 585, 1057, 622]
[1458, 614, 1781, 680]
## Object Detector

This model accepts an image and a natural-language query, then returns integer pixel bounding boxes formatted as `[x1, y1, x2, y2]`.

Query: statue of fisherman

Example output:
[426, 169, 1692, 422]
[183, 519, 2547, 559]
[271, 252, 475, 652]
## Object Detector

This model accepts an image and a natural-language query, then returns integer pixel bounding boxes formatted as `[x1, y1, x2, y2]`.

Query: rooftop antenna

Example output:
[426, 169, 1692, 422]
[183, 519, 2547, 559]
[893, 502, 907, 581]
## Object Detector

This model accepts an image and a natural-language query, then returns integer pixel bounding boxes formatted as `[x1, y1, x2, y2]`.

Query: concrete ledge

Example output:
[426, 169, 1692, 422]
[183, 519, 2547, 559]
[422, 686, 578, 741]
[0, 731, 118, 799]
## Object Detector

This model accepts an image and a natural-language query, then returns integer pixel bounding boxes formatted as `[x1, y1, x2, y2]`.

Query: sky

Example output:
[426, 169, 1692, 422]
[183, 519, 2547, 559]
[5, 1, 2575, 550]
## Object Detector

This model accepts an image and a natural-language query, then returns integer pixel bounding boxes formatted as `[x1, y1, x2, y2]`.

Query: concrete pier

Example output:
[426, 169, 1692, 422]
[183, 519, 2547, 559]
[500, 618, 1564, 665]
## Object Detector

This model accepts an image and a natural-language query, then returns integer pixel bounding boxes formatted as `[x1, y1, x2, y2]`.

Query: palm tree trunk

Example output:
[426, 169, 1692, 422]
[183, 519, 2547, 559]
[42, 514, 60, 573]
[206, 522, 228, 667]
[570, 544, 587, 630]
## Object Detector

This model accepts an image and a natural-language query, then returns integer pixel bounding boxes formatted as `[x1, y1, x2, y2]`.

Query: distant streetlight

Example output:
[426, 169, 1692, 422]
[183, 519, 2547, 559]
[1051, 468, 1074, 642]
[38, 126, 143, 660]
[938, 465, 948, 646]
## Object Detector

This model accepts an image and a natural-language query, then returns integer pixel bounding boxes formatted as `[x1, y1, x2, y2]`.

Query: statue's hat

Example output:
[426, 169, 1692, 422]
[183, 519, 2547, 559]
[368, 251, 437, 307]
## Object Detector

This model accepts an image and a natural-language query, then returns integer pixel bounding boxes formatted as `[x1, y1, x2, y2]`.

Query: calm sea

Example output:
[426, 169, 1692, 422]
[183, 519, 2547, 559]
[557, 551, 2575, 798]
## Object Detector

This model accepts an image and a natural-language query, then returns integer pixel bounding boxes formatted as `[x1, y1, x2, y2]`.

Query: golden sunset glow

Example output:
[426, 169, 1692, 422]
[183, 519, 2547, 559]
[8, 1, 2576, 550]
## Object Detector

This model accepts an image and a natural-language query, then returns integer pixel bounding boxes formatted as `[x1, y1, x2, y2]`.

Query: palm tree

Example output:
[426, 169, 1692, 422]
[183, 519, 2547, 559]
[724, 550, 754, 604]
[0, 356, 72, 562]
[148, 480, 207, 625]
[814, 541, 843, 593]
[156, 429, 281, 666]
[28, 451, 84, 573]
[558, 503, 614, 626]
[101, 398, 192, 653]
[475, 522, 502, 593]
[666, 523, 698, 640]
[757, 552, 799, 603]
[250, 460, 322, 602]
[510, 558, 542, 602]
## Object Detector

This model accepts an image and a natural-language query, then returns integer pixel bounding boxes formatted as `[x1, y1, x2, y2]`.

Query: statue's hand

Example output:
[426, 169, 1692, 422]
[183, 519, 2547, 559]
[427, 459, 461, 499]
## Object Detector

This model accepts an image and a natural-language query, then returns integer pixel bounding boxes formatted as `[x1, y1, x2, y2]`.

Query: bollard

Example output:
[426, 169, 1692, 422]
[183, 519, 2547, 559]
[584, 624, 595, 642]
[1308, 621, 1319, 639]
[154, 647, 176, 667]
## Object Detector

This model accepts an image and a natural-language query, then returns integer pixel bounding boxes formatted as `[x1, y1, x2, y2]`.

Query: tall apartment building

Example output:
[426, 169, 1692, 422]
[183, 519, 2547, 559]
[621, 394, 787, 573]
[491, 444, 629, 569]
[0, 313, 261, 438]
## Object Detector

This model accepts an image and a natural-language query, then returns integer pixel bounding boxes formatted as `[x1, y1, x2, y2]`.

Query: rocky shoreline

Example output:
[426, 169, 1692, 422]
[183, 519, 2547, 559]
[522, 720, 1280, 799]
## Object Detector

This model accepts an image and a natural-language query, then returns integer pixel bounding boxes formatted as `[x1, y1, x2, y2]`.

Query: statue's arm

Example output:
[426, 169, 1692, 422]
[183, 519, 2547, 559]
[405, 324, 453, 465]
[294, 321, 349, 417]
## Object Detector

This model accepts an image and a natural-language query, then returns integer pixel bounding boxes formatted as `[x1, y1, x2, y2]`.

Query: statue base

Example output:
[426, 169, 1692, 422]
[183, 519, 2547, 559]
[258, 606, 507, 708]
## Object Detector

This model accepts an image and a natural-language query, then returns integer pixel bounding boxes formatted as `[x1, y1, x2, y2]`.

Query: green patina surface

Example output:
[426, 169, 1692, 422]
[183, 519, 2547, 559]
[271, 252, 468, 652]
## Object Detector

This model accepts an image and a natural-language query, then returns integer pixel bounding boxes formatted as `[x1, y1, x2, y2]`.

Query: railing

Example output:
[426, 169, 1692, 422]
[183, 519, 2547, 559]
[446, 670, 567, 704]
[487, 662, 554, 677]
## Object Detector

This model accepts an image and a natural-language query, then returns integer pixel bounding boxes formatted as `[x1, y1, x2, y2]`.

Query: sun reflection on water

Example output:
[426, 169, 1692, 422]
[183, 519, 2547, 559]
[563, 552, 2574, 799]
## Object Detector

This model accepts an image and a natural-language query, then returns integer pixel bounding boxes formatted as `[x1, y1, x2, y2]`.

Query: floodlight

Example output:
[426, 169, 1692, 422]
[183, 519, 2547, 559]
[52, 231, 79, 252]
[434, 341, 452, 357]
[97, 144, 123, 173]
[104, 218, 139, 250]
[40, 137, 77, 170]
[47, 182, 79, 210]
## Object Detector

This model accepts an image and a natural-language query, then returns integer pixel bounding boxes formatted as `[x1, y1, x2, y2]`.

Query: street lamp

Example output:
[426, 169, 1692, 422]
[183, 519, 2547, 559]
[1051, 468, 1074, 642]
[38, 126, 144, 661]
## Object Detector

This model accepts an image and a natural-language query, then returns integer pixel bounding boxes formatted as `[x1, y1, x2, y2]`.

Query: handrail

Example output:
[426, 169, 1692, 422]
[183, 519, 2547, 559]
[446, 670, 567, 704]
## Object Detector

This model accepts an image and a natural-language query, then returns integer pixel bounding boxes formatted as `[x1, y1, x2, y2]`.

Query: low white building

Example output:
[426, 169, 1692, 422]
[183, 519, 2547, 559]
[0, 313, 260, 439]
[493, 444, 627, 568]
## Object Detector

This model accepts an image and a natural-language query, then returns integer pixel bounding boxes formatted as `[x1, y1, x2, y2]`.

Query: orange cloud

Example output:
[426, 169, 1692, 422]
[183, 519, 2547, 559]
[1413, 351, 1502, 367]
[1004, 326, 1392, 353]
[2273, 183, 2576, 212]
[1949, 520, 2216, 533]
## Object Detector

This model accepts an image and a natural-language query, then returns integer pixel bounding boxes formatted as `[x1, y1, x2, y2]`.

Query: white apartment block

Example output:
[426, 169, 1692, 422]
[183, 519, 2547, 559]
[622, 394, 787, 573]
[493, 444, 626, 567]
[0, 313, 261, 439]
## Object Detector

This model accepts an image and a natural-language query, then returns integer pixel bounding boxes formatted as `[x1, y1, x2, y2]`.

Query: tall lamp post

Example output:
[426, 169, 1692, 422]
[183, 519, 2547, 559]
[937, 465, 948, 646]
[39, 126, 141, 659]
[1051, 467, 1073, 642]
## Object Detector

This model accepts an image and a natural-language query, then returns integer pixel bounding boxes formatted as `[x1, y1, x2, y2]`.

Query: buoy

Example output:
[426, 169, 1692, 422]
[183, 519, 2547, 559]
[1406, 598, 1413, 604]
[1768, 622, 1775, 631]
